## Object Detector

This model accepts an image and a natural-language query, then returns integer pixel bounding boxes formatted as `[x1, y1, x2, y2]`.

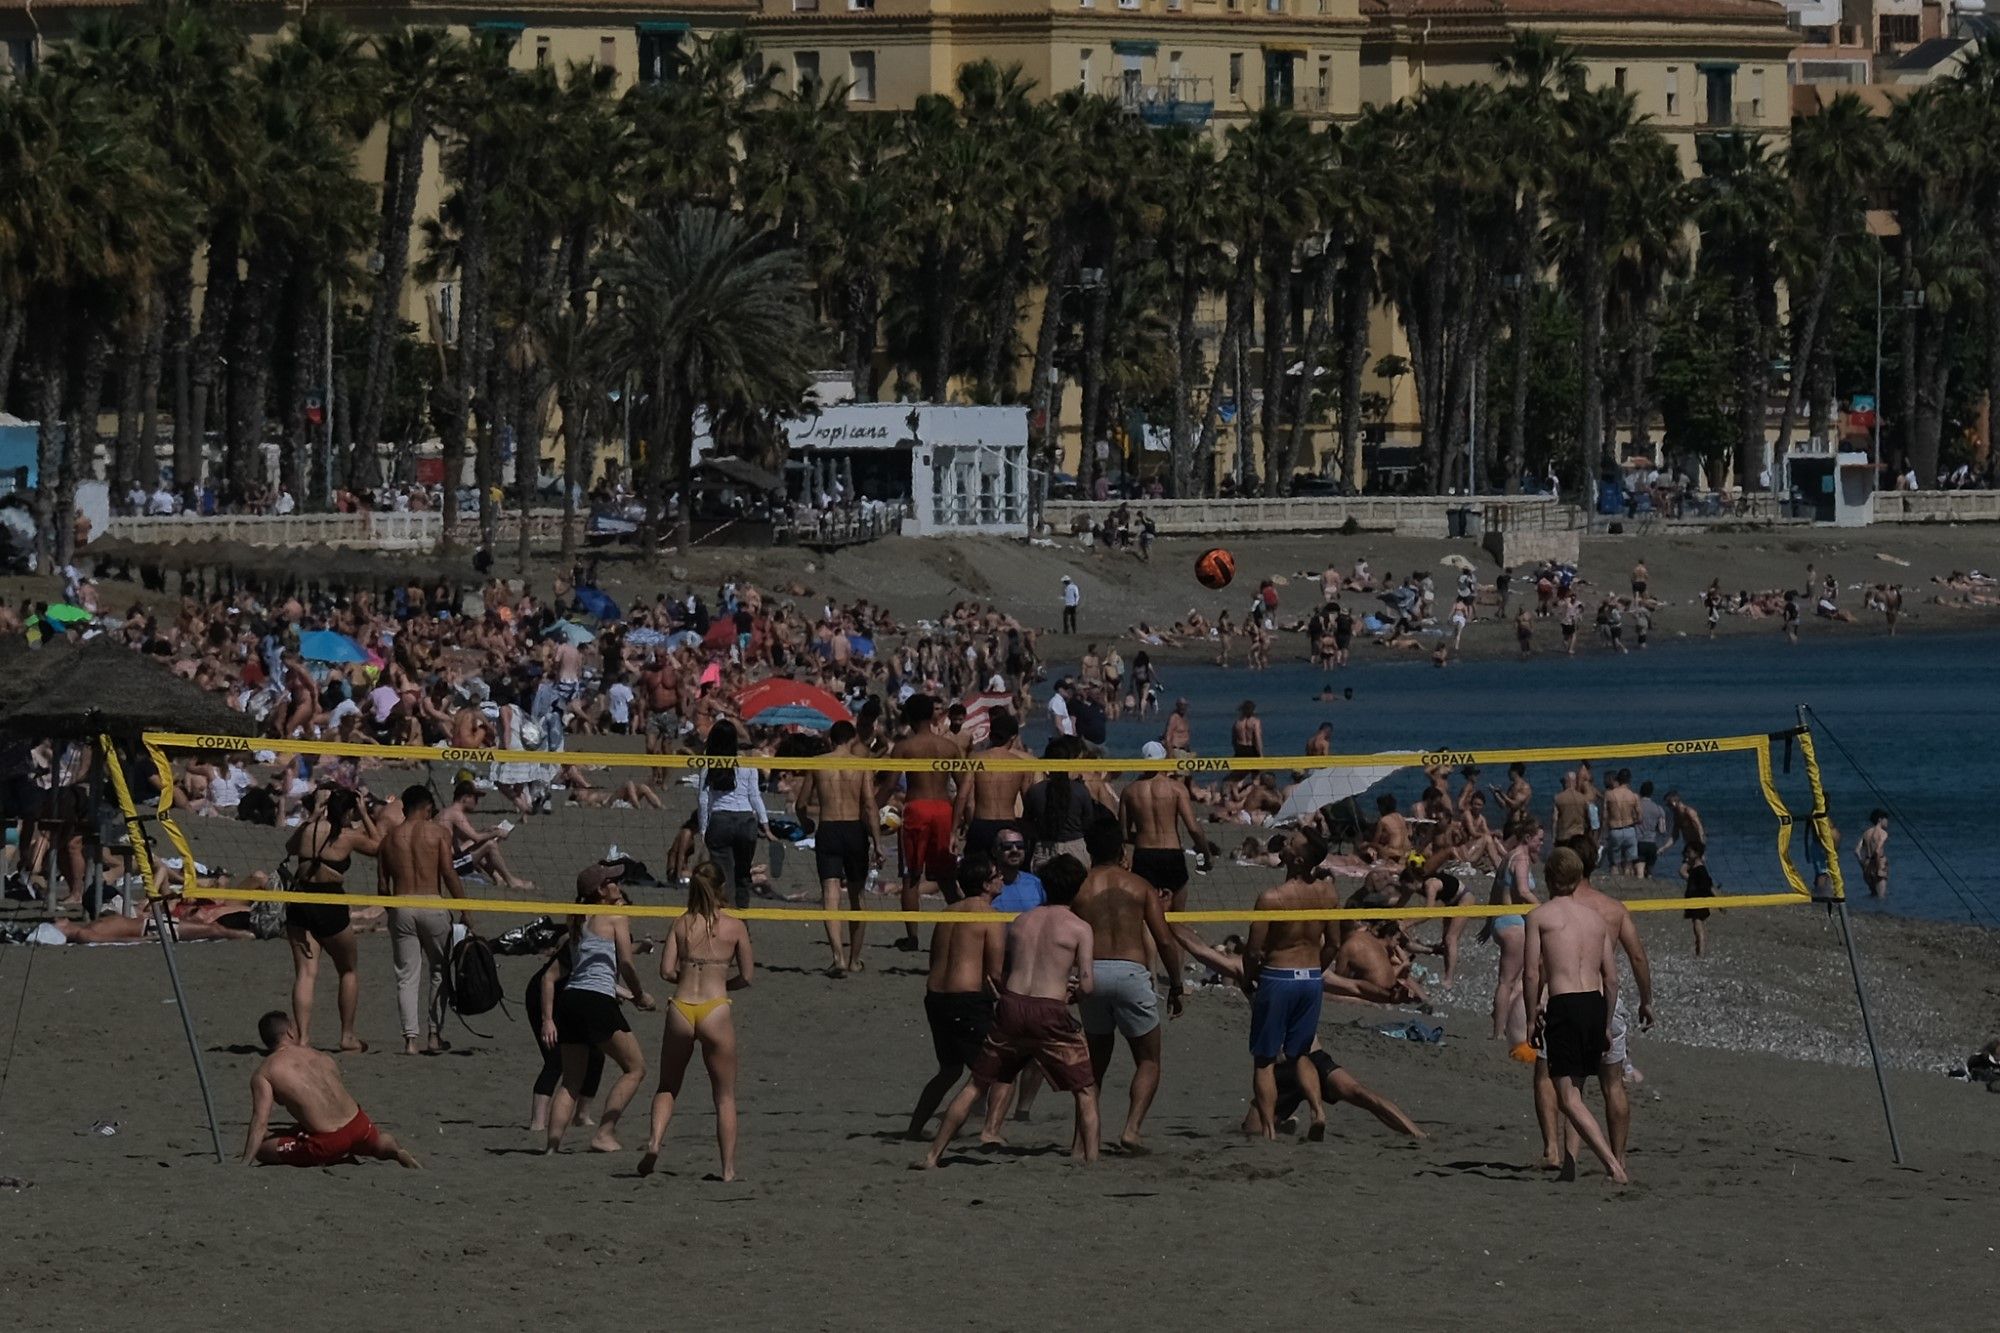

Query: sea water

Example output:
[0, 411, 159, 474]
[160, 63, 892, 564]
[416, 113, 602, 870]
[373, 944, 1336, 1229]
[1061, 629, 1999, 926]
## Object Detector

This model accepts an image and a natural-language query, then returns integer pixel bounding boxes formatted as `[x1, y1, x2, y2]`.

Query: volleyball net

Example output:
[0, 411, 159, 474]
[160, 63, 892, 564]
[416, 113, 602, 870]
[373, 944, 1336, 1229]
[113, 721, 1843, 926]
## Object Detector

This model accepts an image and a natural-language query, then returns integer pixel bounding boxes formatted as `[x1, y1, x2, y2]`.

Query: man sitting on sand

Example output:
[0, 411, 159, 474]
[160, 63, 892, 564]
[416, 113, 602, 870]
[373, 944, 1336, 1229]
[242, 1010, 420, 1168]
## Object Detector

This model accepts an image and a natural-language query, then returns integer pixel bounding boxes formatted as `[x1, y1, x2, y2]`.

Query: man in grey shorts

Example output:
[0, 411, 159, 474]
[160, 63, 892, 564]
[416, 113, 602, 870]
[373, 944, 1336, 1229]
[1601, 769, 1641, 872]
[1072, 817, 1183, 1153]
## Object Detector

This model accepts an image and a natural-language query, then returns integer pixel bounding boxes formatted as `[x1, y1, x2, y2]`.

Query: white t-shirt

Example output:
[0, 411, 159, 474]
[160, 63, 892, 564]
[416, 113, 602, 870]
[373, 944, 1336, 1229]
[1063, 582, 1081, 609]
[274, 490, 296, 515]
[148, 487, 178, 515]
[606, 681, 635, 725]
[1048, 692, 1075, 736]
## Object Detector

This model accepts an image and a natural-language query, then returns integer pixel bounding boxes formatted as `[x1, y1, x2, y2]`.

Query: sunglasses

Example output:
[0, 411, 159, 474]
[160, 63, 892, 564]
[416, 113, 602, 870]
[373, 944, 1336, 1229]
[995, 840, 1026, 851]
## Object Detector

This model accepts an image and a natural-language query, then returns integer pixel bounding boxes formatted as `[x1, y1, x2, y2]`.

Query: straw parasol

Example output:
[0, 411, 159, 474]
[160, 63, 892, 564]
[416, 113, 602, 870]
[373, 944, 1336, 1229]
[0, 637, 258, 739]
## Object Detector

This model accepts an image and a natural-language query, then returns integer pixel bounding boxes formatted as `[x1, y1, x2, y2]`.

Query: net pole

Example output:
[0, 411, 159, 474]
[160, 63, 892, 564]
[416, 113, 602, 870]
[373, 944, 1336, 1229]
[100, 735, 225, 1165]
[1797, 705, 1903, 1166]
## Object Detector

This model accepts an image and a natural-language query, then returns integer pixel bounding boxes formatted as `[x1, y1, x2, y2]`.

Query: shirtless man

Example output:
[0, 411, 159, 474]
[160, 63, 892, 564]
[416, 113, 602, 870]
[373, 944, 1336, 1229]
[1122, 742, 1210, 912]
[1231, 701, 1264, 757]
[1371, 793, 1412, 861]
[243, 1010, 420, 1168]
[1601, 769, 1641, 873]
[1243, 828, 1342, 1141]
[1161, 698, 1194, 758]
[1529, 856, 1656, 1164]
[1335, 920, 1425, 1006]
[449, 702, 495, 749]
[1498, 762, 1533, 824]
[377, 785, 470, 1055]
[1855, 809, 1890, 899]
[1523, 849, 1629, 1183]
[796, 719, 882, 975]
[918, 855, 1100, 1168]
[1551, 772, 1593, 872]
[888, 694, 961, 951]
[437, 780, 521, 887]
[953, 710, 1034, 860]
[906, 856, 1008, 1140]
[1073, 818, 1183, 1153]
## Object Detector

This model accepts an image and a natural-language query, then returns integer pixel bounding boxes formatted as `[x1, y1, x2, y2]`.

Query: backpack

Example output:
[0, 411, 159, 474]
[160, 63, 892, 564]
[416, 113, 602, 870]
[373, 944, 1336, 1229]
[434, 933, 506, 1037]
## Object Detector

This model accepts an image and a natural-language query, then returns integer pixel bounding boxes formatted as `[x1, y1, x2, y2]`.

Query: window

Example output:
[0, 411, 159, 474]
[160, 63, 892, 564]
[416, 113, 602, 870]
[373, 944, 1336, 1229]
[1880, 15, 1919, 44]
[1169, 50, 1183, 78]
[1267, 0, 1283, 9]
[472, 21, 523, 54]
[1120, 0, 1140, 9]
[1080, 48, 1093, 90]
[849, 50, 876, 103]
[1665, 67, 1679, 116]
[849, 0, 874, 8]
[793, 0, 819, 9]
[599, 35, 617, 71]
[1229, 52, 1243, 99]
[535, 35, 551, 68]
[1317, 55, 1331, 104]
[1613, 66, 1626, 91]
[796, 51, 820, 96]
[1263, 51, 1295, 109]
[637, 27, 685, 84]
[1703, 67, 1734, 125]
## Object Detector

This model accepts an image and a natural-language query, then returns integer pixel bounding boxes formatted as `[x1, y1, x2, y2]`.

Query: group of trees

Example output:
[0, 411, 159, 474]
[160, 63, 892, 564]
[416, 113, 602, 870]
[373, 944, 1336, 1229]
[4, 3, 2000, 566]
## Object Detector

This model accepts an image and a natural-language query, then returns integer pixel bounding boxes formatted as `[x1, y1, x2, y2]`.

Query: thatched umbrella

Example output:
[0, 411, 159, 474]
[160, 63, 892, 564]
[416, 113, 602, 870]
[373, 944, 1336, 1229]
[0, 637, 257, 739]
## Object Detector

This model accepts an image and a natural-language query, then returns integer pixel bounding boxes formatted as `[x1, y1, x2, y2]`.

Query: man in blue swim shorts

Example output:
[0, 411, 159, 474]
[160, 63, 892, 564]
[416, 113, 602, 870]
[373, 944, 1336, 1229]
[1241, 827, 1341, 1141]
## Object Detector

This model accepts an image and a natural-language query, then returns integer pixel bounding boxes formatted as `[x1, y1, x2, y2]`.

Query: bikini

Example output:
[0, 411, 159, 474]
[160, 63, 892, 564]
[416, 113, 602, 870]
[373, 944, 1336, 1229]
[1494, 857, 1534, 933]
[670, 947, 733, 1026]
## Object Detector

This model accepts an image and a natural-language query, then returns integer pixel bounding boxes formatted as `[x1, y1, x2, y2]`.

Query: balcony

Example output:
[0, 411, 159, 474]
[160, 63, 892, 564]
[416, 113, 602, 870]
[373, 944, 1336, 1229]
[1105, 75, 1216, 128]
[1696, 100, 1765, 130]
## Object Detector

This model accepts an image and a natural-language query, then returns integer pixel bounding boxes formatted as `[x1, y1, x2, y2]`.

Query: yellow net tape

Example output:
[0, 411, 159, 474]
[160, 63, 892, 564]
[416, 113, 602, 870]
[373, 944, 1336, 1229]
[139, 727, 1827, 924]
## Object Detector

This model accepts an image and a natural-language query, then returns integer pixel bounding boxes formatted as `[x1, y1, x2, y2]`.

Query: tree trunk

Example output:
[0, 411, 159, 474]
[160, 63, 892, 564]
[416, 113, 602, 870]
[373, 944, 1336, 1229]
[1234, 306, 1256, 493]
[980, 223, 1028, 400]
[844, 270, 880, 403]
[1198, 253, 1255, 498]
[1168, 265, 1200, 498]
[1335, 245, 1370, 489]
[113, 308, 148, 495]
[1078, 264, 1111, 491]
[31, 333, 62, 571]
[279, 273, 316, 507]
[1505, 281, 1531, 493]
[136, 299, 165, 490]
[1986, 251, 2000, 467]
[1258, 231, 1294, 495]
[673, 382, 697, 555]
[226, 243, 285, 502]
[1774, 262, 1833, 458]
[444, 136, 494, 550]
[1027, 231, 1080, 508]
[920, 241, 960, 402]
[1809, 337, 1836, 461]
[1281, 252, 1337, 489]
[163, 259, 195, 494]
[557, 382, 585, 563]
[57, 329, 104, 563]
[1578, 236, 1608, 486]
[1897, 260, 1918, 476]
[355, 112, 433, 470]
[1911, 309, 1947, 485]
[185, 225, 242, 504]
[0, 302, 23, 410]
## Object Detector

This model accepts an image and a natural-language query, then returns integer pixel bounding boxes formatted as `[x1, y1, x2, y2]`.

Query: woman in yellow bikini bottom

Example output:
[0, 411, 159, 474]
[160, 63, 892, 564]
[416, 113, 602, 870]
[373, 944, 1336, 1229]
[640, 863, 755, 1182]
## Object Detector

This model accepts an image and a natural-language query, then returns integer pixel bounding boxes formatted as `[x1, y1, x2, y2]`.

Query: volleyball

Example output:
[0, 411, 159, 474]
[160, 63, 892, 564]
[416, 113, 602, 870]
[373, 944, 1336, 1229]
[1195, 547, 1236, 590]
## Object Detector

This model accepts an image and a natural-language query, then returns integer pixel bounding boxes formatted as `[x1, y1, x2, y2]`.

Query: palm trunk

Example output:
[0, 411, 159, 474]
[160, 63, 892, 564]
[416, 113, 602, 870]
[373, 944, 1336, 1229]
[356, 114, 434, 465]
[0, 302, 23, 409]
[227, 243, 286, 502]
[1168, 264, 1200, 498]
[136, 299, 165, 490]
[1578, 235, 1608, 484]
[113, 308, 148, 495]
[1774, 261, 1834, 458]
[186, 225, 241, 504]
[1986, 252, 2000, 468]
[59, 331, 106, 563]
[1336, 246, 1370, 489]
[1078, 265, 1111, 490]
[1897, 260, 1918, 476]
[163, 260, 195, 493]
[1911, 308, 1947, 485]
[1198, 253, 1256, 498]
[844, 269, 880, 403]
[31, 329, 63, 571]
[1258, 233, 1294, 495]
[279, 273, 316, 505]
[980, 222, 1028, 400]
[1506, 281, 1532, 492]
[1282, 253, 1337, 488]
[445, 136, 494, 550]
[1028, 230, 1080, 508]
[557, 383, 584, 563]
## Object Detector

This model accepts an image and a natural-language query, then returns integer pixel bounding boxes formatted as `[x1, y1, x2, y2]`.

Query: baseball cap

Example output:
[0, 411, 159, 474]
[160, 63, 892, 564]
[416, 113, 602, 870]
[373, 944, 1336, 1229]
[1141, 741, 1168, 760]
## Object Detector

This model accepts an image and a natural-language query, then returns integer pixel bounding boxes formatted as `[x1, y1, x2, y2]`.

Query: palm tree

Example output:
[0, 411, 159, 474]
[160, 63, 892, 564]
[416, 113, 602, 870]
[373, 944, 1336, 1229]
[1494, 32, 1584, 491]
[599, 206, 818, 552]
[352, 27, 463, 474]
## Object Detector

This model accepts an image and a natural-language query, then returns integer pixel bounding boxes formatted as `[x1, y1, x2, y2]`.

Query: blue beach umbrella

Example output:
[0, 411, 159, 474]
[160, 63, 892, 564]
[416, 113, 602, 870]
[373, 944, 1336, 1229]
[573, 585, 620, 621]
[299, 629, 369, 663]
[546, 620, 596, 646]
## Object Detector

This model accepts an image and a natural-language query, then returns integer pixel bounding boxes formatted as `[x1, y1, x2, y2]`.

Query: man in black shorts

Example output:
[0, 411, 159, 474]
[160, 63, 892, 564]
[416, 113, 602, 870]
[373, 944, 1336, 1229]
[1122, 742, 1206, 912]
[1267, 1045, 1425, 1140]
[796, 719, 881, 977]
[1524, 848, 1628, 1183]
[907, 857, 1008, 1140]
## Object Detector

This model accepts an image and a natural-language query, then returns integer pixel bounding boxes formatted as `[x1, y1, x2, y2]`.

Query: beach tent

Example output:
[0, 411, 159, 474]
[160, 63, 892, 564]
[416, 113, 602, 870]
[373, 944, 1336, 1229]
[572, 585, 620, 621]
[736, 678, 853, 731]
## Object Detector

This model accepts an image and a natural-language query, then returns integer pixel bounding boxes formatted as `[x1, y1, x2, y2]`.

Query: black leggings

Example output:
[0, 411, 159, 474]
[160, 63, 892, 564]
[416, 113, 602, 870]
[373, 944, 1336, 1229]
[526, 971, 603, 1099]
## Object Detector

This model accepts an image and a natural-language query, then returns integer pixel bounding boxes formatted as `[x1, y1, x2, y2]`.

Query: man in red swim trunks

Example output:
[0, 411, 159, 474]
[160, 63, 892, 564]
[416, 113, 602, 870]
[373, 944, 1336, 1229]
[918, 855, 1101, 1167]
[889, 693, 962, 951]
[243, 1011, 421, 1168]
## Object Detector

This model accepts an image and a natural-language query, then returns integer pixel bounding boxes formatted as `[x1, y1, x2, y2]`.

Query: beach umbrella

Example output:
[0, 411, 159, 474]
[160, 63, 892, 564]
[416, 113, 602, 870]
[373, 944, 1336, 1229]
[546, 620, 595, 646]
[298, 629, 369, 663]
[0, 637, 259, 739]
[959, 690, 1014, 746]
[1437, 554, 1475, 574]
[1275, 754, 1417, 824]
[44, 603, 93, 624]
[702, 619, 737, 650]
[847, 634, 876, 660]
[736, 678, 853, 731]
[625, 627, 671, 648]
[572, 585, 620, 621]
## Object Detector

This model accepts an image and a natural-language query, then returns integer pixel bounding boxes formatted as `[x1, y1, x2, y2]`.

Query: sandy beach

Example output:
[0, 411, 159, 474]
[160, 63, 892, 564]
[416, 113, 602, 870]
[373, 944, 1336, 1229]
[2, 888, 1997, 1332]
[7, 522, 2000, 1328]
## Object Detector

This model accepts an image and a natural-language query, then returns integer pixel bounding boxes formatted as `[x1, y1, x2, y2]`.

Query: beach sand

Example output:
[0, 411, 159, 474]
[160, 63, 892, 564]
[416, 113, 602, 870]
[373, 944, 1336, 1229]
[3, 857, 1998, 1330]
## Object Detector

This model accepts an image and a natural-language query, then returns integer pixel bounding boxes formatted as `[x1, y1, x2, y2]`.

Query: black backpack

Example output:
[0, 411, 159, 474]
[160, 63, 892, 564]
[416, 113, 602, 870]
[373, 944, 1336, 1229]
[436, 934, 505, 1036]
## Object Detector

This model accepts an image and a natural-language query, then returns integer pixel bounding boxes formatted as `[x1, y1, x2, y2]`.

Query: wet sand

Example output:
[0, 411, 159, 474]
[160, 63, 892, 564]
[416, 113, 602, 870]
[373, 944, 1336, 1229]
[3, 868, 1998, 1330]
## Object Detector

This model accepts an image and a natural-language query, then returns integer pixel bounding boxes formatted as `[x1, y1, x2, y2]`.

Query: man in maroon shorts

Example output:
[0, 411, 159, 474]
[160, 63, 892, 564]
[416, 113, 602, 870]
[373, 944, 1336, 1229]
[918, 855, 1101, 1167]
[243, 1011, 420, 1168]
[890, 693, 962, 951]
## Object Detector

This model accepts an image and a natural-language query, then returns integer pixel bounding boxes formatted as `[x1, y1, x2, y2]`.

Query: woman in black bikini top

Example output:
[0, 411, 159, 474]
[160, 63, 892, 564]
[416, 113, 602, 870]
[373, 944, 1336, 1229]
[283, 787, 382, 1053]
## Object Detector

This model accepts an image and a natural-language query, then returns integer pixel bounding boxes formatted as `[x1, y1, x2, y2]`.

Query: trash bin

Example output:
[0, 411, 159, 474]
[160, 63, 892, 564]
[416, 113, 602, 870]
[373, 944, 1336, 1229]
[1446, 506, 1470, 539]
[1462, 506, 1484, 541]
